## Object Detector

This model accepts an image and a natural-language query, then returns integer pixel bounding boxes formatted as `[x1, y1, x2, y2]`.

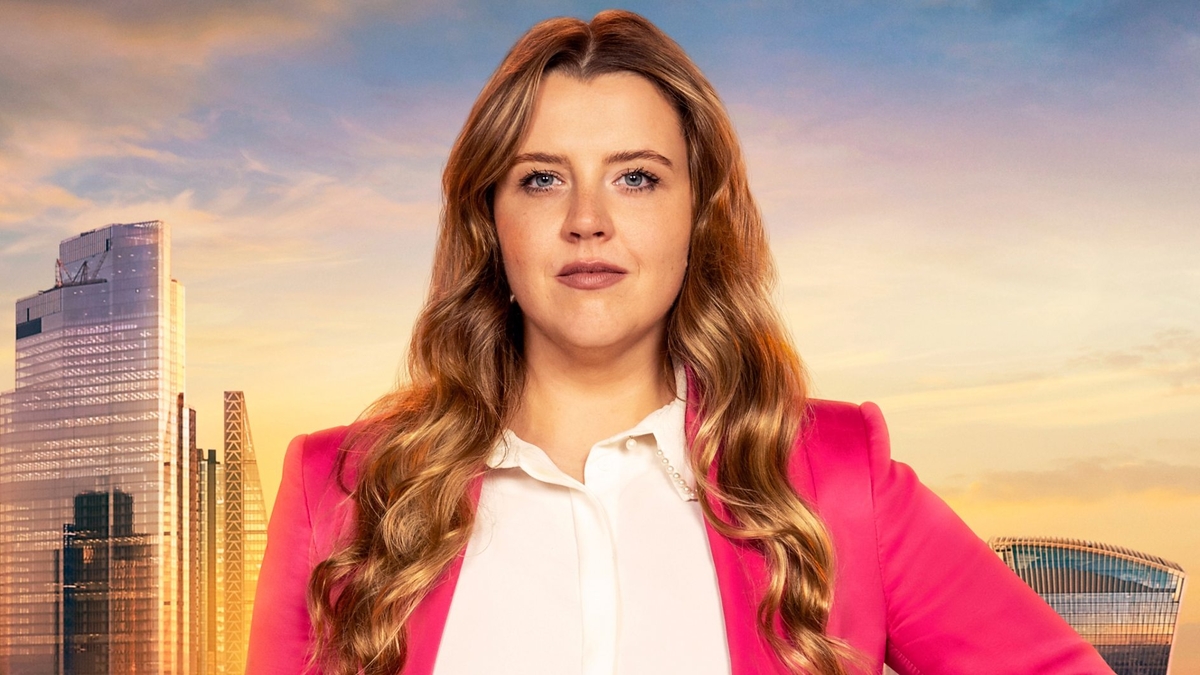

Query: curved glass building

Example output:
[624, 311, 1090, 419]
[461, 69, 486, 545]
[989, 536, 1187, 675]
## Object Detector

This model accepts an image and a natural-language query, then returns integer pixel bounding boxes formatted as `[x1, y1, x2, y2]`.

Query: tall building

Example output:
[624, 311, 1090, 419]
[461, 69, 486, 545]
[198, 448, 224, 675]
[61, 489, 153, 674]
[220, 391, 267, 675]
[990, 536, 1187, 675]
[0, 221, 195, 674]
[185, 404, 202, 675]
[196, 392, 267, 675]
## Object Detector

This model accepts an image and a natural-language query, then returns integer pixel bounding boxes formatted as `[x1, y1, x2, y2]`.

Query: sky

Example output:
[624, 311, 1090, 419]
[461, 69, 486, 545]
[1, 0, 1197, 667]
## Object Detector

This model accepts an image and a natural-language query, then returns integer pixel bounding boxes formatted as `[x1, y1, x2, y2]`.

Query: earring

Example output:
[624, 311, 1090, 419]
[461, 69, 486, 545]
[509, 293, 516, 303]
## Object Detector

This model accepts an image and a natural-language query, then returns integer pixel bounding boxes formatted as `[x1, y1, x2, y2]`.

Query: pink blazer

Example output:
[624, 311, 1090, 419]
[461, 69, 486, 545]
[247, 396, 1114, 674]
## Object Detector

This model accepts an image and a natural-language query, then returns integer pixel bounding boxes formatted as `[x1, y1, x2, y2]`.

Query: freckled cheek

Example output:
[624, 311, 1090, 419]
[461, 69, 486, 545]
[499, 229, 550, 293]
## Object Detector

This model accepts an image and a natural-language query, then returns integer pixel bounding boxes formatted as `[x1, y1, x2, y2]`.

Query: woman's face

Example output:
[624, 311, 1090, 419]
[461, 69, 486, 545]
[493, 71, 692, 358]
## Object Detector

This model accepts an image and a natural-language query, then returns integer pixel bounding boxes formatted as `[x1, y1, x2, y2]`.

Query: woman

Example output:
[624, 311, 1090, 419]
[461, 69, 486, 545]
[247, 10, 1114, 675]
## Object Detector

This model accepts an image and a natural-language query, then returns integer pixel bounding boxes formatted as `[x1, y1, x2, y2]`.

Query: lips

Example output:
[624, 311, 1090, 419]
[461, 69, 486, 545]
[556, 260, 627, 290]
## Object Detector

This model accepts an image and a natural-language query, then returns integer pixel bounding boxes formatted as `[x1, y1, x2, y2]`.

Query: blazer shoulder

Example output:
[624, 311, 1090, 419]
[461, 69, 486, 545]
[788, 398, 891, 517]
[290, 421, 381, 563]
[799, 398, 890, 466]
[791, 399, 897, 554]
[794, 399, 901, 528]
[300, 423, 353, 473]
[791, 398, 892, 658]
[250, 423, 356, 674]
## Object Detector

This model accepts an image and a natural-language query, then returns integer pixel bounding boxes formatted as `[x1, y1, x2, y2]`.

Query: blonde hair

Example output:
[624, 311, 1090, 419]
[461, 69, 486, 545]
[308, 10, 853, 674]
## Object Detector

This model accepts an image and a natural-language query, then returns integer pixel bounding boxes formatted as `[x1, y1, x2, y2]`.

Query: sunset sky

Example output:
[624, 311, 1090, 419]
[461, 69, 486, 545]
[1, 0, 1197, 667]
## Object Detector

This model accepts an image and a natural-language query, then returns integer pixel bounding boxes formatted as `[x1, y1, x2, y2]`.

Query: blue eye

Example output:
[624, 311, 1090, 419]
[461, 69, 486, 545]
[521, 171, 559, 192]
[619, 169, 659, 191]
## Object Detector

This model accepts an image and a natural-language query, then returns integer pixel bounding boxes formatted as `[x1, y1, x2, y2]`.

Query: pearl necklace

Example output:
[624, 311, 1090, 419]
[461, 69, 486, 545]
[621, 433, 696, 500]
[653, 442, 696, 499]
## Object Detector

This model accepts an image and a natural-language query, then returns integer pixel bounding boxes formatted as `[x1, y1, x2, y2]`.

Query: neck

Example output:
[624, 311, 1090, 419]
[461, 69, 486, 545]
[511, 328, 674, 482]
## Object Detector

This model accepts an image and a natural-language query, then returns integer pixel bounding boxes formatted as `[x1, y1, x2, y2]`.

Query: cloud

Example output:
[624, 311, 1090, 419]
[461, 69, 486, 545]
[0, 0, 464, 259]
[0, 1, 336, 229]
[848, 328, 1200, 431]
[937, 457, 1200, 503]
[34, 176, 440, 280]
[1068, 328, 1200, 394]
[0, 180, 88, 227]
[0, 1, 330, 136]
[0, 0, 456, 189]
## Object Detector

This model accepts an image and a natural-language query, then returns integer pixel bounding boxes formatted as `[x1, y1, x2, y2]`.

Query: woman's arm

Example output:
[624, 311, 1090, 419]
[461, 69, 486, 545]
[247, 432, 319, 674]
[861, 403, 1115, 674]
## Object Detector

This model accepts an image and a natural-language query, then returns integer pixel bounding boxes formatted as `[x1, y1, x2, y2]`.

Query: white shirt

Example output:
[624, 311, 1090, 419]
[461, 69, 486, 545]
[434, 366, 731, 675]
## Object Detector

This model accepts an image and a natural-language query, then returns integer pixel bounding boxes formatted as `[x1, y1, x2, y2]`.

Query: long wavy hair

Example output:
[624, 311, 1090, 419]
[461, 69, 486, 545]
[308, 10, 853, 675]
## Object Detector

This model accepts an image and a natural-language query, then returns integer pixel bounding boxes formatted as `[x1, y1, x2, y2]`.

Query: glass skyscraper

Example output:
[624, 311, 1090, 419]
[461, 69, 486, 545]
[0, 221, 196, 674]
[990, 536, 1187, 675]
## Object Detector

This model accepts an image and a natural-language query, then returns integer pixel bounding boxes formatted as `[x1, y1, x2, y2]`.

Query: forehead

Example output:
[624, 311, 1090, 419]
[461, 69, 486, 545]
[516, 71, 686, 156]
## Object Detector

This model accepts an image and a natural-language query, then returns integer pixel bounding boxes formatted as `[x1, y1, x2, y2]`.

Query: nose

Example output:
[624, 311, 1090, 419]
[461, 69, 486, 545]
[562, 184, 611, 242]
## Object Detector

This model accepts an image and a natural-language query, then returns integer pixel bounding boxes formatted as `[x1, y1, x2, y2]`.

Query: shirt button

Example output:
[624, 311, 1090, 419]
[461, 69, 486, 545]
[625, 438, 637, 450]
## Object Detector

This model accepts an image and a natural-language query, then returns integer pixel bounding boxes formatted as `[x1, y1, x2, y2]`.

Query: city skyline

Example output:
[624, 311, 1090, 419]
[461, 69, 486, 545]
[0, 220, 267, 673]
[0, 1, 1196, 669]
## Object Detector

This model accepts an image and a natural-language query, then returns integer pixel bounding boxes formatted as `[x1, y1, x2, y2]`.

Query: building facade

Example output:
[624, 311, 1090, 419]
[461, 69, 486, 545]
[198, 447, 225, 675]
[990, 536, 1187, 675]
[61, 489, 154, 674]
[195, 391, 267, 675]
[0, 221, 195, 674]
[218, 390, 267, 675]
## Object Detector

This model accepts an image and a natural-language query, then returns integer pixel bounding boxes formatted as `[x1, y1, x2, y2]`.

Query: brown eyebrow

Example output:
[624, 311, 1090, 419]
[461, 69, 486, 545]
[510, 149, 674, 169]
[511, 151, 567, 166]
[604, 149, 674, 168]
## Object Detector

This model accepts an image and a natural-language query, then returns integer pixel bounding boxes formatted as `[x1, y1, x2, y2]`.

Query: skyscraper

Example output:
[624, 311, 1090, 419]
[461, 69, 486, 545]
[220, 390, 267, 675]
[198, 448, 224, 675]
[61, 489, 153, 674]
[196, 391, 267, 675]
[990, 536, 1187, 675]
[0, 221, 195, 674]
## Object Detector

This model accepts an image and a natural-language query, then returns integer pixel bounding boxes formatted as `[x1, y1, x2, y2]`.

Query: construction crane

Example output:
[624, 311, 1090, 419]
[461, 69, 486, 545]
[54, 248, 108, 287]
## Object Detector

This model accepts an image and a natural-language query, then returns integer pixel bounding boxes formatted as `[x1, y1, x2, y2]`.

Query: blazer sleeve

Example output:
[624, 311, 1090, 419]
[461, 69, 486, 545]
[862, 403, 1115, 675]
[247, 433, 319, 675]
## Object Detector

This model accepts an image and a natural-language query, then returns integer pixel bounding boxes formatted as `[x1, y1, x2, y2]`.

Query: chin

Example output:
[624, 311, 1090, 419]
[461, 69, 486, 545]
[539, 318, 656, 355]
[559, 326, 636, 351]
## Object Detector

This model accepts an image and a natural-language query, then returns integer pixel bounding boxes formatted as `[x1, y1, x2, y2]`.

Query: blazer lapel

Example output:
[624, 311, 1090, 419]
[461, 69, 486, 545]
[402, 474, 484, 675]
[701, 505, 786, 675]
[685, 370, 785, 675]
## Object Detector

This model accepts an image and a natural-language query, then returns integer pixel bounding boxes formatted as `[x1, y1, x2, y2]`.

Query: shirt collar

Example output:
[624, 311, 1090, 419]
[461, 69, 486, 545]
[487, 362, 695, 501]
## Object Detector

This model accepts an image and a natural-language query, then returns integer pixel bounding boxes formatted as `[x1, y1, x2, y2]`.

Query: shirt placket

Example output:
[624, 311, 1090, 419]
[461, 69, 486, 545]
[515, 445, 622, 675]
